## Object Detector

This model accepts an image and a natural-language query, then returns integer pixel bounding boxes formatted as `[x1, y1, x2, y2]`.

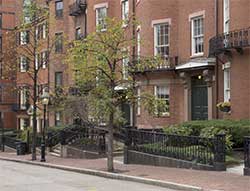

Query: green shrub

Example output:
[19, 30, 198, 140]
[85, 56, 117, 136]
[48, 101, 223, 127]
[163, 125, 192, 136]
[164, 120, 250, 148]
[200, 126, 233, 152]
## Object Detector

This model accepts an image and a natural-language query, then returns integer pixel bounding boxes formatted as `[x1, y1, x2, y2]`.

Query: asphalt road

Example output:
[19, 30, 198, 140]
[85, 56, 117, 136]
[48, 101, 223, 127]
[0, 160, 176, 191]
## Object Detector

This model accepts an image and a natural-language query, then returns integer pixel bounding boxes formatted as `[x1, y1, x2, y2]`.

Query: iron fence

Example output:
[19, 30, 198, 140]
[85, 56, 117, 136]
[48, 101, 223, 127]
[125, 129, 226, 166]
[244, 137, 250, 170]
[209, 27, 250, 56]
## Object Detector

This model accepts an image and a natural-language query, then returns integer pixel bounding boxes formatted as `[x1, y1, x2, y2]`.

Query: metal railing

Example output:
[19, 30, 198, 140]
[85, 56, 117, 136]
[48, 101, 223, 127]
[69, 0, 87, 16]
[125, 129, 226, 166]
[209, 27, 250, 56]
[135, 56, 178, 73]
[244, 136, 250, 175]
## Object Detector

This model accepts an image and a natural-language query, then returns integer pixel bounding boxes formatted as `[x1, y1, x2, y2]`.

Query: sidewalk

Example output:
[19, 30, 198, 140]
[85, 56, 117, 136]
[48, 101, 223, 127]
[0, 151, 249, 191]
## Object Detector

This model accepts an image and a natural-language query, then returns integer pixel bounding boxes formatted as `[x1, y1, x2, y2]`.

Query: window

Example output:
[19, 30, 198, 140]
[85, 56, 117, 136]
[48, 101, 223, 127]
[55, 112, 62, 126]
[154, 23, 169, 59]
[224, 0, 230, 33]
[191, 16, 204, 56]
[0, 36, 2, 53]
[20, 87, 29, 110]
[0, 86, 2, 102]
[20, 56, 29, 72]
[137, 87, 141, 115]
[223, 62, 230, 102]
[55, 0, 63, 18]
[0, 14, 2, 29]
[121, 0, 129, 24]
[55, 72, 63, 87]
[122, 56, 129, 80]
[19, 118, 29, 130]
[96, 7, 107, 31]
[36, 23, 47, 40]
[55, 33, 63, 53]
[154, 86, 170, 116]
[20, 31, 29, 45]
[35, 54, 40, 70]
[75, 27, 81, 40]
[41, 51, 48, 69]
[137, 28, 141, 59]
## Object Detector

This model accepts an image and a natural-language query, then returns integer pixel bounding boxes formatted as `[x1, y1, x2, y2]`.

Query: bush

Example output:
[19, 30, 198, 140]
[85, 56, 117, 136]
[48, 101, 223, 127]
[163, 125, 192, 136]
[164, 120, 250, 148]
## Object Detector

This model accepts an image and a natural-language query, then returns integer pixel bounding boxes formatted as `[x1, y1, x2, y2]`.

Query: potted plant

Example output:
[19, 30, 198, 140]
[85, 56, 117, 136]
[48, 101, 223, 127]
[216, 101, 231, 112]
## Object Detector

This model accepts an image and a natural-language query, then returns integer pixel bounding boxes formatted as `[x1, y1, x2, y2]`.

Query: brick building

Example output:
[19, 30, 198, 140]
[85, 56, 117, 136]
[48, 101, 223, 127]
[12, 0, 250, 130]
[0, 0, 18, 129]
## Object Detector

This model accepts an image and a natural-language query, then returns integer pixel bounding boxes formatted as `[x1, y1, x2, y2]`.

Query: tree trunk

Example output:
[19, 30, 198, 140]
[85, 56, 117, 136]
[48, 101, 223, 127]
[107, 111, 114, 172]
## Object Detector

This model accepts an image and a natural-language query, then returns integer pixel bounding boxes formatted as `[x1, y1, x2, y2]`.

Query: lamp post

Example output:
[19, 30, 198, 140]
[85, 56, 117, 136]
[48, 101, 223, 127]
[0, 118, 4, 152]
[40, 92, 49, 162]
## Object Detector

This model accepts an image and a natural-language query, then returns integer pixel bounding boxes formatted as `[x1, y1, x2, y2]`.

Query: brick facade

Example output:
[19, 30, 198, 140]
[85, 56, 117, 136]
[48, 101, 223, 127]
[0, 0, 18, 129]
[10, 0, 250, 129]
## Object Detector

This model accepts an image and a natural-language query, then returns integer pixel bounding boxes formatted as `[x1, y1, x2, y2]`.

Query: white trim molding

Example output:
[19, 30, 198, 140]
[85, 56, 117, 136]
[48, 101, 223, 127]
[94, 2, 109, 10]
[151, 18, 171, 27]
[189, 10, 205, 21]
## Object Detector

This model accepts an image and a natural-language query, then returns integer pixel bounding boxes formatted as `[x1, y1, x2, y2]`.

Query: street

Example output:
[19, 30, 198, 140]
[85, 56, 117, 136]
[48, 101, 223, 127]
[0, 160, 175, 191]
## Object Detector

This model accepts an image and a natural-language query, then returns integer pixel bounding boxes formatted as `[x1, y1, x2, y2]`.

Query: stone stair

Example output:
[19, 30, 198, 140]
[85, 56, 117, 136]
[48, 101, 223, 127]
[49, 144, 61, 157]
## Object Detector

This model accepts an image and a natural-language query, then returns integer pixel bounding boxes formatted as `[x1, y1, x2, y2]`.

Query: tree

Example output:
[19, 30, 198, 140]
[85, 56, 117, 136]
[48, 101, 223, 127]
[3, 1, 58, 160]
[67, 18, 165, 172]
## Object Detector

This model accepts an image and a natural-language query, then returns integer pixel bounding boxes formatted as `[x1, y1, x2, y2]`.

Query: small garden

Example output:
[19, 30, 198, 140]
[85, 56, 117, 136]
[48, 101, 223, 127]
[163, 119, 250, 166]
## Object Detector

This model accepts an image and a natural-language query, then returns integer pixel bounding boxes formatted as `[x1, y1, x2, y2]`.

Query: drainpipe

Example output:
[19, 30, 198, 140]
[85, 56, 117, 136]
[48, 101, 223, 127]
[84, 1, 87, 37]
[132, 0, 136, 128]
[215, 0, 219, 119]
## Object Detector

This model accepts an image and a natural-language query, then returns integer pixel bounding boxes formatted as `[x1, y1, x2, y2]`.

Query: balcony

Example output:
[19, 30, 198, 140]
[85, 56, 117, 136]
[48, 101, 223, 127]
[69, 0, 87, 16]
[134, 56, 178, 74]
[209, 27, 250, 56]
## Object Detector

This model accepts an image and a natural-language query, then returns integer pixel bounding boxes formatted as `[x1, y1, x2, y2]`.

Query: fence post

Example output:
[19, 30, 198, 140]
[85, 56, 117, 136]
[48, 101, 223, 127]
[60, 130, 67, 158]
[124, 127, 132, 164]
[244, 136, 250, 176]
[214, 134, 226, 171]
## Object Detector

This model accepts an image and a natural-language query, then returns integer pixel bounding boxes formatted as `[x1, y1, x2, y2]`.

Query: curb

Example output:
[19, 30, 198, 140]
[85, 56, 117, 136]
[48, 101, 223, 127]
[0, 156, 203, 191]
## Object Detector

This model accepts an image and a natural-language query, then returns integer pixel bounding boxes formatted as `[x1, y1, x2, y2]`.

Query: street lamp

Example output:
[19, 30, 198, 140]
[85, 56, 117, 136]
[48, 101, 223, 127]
[40, 91, 49, 162]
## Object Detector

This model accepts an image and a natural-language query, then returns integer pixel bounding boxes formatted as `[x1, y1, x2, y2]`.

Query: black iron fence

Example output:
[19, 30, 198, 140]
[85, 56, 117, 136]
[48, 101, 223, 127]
[125, 129, 226, 167]
[244, 136, 250, 176]
[209, 27, 250, 56]
[47, 124, 106, 154]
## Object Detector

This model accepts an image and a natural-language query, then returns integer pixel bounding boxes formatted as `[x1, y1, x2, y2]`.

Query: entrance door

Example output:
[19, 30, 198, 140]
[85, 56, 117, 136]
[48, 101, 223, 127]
[121, 103, 131, 126]
[191, 76, 208, 120]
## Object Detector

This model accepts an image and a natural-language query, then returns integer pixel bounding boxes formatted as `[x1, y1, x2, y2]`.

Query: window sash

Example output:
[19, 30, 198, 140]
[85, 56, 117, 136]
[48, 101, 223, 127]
[154, 86, 170, 115]
[154, 23, 169, 58]
[192, 17, 204, 55]
[96, 7, 107, 30]
[122, 0, 129, 22]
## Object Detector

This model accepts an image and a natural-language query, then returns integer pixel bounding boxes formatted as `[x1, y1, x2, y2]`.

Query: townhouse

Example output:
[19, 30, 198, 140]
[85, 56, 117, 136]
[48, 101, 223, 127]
[0, 0, 18, 129]
[12, 0, 250, 130]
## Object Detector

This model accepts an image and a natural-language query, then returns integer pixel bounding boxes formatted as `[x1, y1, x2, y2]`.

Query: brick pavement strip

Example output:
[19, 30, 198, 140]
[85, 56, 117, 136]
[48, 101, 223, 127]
[0, 152, 249, 191]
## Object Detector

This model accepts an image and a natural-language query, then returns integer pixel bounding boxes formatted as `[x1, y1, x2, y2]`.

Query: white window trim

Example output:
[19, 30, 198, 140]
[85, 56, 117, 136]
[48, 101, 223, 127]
[151, 18, 171, 27]
[153, 22, 170, 59]
[223, 62, 231, 102]
[94, 2, 108, 10]
[42, 51, 47, 69]
[20, 88, 27, 110]
[137, 87, 141, 116]
[95, 6, 108, 32]
[121, 0, 129, 26]
[20, 56, 27, 72]
[191, 16, 204, 57]
[154, 85, 170, 116]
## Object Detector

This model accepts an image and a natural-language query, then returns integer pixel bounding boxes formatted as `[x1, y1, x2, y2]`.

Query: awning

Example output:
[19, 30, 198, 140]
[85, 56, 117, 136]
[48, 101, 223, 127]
[176, 58, 215, 70]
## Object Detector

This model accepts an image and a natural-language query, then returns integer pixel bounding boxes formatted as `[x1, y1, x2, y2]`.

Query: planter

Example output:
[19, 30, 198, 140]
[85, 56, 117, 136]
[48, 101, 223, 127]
[220, 106, 231, 113]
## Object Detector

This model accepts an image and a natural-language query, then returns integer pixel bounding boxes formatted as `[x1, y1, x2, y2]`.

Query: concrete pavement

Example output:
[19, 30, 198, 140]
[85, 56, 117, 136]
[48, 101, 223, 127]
[0, 160, 176, 191]
[0, 152, 249, 191]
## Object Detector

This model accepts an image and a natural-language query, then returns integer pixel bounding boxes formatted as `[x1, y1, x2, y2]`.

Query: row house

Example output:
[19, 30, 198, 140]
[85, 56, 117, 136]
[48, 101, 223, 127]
[80, 0, 250, 129]
[13, 0, 250, 130]
[0, 0, 18, 129]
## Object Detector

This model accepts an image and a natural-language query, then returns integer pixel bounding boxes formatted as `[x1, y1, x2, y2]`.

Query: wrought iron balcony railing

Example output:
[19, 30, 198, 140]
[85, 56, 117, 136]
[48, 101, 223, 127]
[69, 0, 87, 16]
[209, 27, 250, 56]
[135, 56, 178, 73]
